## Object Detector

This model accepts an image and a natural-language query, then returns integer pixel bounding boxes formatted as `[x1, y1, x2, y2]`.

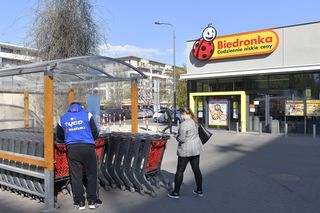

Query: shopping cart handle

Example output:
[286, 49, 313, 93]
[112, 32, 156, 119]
[151, 140, 166, 148]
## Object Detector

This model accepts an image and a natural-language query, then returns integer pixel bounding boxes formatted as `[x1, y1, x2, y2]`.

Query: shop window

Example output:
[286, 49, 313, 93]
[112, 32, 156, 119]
[196, 81, 203, 92]
[233, 77, 245, 91]
[269, 75, 289, 89]
[246, 76, 268, 90]
[292, 74, 311, 90]
[217, 78, 234, 91]
[292, 72, 320, 99]
[203, 81, 209, 92]
[208, 79, 217, 92]
[189, 81, 197, 92]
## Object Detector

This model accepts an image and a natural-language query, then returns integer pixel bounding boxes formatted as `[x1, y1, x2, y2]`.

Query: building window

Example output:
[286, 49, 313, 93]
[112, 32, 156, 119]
[2, 58, 21, 66]
[1, 47, 14, 53]
[269, 75, 289, 89]
[246, 76, 268, 90]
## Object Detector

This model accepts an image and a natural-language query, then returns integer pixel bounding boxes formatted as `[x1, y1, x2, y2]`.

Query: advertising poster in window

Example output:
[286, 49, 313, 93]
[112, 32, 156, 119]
[208, 99, 228, 126]
[197, 99, 203, 118]
[306, 100, 320, 116]
[285, 100, 304, 116]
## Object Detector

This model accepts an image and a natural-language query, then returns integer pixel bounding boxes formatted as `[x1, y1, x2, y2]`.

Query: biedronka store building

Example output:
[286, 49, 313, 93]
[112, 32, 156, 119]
[181, 21, 320, 135]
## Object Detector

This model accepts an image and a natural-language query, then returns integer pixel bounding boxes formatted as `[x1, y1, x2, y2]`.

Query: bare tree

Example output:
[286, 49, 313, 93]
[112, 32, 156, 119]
[32, 0, 100, 60]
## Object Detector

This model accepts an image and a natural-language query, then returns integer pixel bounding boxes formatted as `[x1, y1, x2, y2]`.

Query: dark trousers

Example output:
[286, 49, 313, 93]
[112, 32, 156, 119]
[173, 155, 202, 193]
[163, 119, 173, 134]
[67, 144, 98, 203]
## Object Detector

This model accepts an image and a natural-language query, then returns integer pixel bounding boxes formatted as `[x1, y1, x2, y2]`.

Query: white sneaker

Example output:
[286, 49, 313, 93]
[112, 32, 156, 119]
[192, 190, 204, 197]
[74, 201, 86, 211]
[88, 199, 103, 209]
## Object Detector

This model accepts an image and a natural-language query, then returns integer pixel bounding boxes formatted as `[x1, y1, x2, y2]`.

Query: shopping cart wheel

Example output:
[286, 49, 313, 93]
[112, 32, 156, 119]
[155, 181, 161, 189]
[111, 183, 117, 189]
[151, 192, 157, 198]
[62, 188, 69, 195]
[128, 187, 135, 193]
[66, 183, 73, 196]
[139, 189, 145, 196]
[103, 185, 111, 191]
[120, 185, 126, 191]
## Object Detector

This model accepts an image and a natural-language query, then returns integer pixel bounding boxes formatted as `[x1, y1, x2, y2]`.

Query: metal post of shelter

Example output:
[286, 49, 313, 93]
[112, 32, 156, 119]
[68, 88, 74, 105]
[24, 90, 29, 128]
[43, 69, 55, 212]
[131, 79, 138, 134]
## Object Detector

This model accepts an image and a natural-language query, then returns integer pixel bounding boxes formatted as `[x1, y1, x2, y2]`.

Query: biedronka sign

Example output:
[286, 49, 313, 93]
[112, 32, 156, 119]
[192, 25, 279, 61]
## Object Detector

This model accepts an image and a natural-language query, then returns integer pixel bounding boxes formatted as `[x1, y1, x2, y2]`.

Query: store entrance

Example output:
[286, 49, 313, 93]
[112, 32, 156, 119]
[248, 94, 266, 132]
[191, 91, 247, 133]
[196, 95, 241, 131]
[249, 92, 287, 133]
[269, 96, 286, 133]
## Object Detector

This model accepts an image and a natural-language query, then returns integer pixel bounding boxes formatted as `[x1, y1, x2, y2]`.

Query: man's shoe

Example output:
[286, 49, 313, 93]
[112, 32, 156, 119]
[74, 200, 85, 211]
[192, 190, 204, 197]
[88, 199, 103, 209]
[168, 192, 180, 199]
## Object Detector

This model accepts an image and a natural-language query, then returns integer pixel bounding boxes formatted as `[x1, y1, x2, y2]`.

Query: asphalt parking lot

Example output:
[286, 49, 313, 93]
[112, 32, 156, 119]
[0, 125, 319, 213]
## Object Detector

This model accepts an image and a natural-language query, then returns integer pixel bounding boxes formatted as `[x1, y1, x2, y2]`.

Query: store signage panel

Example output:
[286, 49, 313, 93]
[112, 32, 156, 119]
[285, 100, 304, 116]
[208, 99, 228, 126]
[192, 25, 279, 61]
[306, 100, 320, 116]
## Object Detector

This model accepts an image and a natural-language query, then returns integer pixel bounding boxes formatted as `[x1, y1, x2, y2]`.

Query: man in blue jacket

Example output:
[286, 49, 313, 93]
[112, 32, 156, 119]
[57, 102, 102, 210]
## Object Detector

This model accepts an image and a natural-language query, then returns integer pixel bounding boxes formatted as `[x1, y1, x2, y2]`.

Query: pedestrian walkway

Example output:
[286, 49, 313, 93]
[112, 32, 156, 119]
[0, 131, 319, 213]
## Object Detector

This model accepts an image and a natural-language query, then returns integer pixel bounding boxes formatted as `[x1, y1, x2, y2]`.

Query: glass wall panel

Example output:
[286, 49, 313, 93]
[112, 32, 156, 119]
[269, 75, 289, 89]
[246, 76, 268, 90]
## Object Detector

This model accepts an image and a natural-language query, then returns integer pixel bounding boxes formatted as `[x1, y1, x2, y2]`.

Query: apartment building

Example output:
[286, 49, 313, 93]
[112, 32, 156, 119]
[0, 42, 38, 68]
[114, 56, 182, 110]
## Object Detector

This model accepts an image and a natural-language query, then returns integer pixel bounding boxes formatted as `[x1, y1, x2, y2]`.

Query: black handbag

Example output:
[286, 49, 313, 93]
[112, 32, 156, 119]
[198, 124, 212, 144]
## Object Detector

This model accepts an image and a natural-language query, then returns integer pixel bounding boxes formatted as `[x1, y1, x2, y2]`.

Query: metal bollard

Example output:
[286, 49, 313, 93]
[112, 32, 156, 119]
[313, 124, 316, 139]
[259, 122, 262, 135]
[236, 122, 239, 134]
[284, 123, 288, 137]
[146, 114, 149, 131]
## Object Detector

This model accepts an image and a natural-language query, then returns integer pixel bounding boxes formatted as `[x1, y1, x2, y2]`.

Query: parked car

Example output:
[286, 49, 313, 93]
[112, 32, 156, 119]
[152, 109, 182, 123]
[152, 109, 166, 123]
[138, 109, 145, 119]
[102, 108, 131, 120]
[141, 108, 154, 118]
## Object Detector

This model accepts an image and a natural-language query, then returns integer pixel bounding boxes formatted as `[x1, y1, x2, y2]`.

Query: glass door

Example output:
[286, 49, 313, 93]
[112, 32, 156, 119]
[248, 93, 266, 132]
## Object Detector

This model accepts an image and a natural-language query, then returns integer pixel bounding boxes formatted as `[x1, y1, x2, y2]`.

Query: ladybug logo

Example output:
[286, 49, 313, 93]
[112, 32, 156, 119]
[193, 24, 217, 61]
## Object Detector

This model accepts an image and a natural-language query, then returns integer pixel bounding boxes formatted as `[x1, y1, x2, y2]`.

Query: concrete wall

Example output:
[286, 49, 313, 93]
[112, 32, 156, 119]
[0, 93, 24, 129]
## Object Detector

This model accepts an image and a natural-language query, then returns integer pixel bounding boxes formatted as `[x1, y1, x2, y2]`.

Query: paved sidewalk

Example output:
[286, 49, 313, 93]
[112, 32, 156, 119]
[0, 130, 319, 213]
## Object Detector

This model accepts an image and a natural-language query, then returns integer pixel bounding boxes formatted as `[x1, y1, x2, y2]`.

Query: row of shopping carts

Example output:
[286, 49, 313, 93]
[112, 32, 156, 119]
[98, 132, 171, 197]
[0, 128, 45, 200]
[0, 128, 171, 202]
[55, 132, 171, 197]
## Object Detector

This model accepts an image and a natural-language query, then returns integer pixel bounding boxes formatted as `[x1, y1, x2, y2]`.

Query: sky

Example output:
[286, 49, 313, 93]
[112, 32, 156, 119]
[1, 0, 320, 66]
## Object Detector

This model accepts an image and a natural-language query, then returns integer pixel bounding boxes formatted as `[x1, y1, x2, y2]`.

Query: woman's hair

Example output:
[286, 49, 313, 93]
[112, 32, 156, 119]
[179, 107, 198, 123]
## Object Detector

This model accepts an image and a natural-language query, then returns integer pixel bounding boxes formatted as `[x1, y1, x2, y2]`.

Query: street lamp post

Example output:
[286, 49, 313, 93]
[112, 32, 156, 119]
[155, 21, 176, 121]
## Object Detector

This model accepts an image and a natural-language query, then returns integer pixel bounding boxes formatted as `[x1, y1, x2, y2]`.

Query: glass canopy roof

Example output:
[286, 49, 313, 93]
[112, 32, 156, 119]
[0, 56, 146, 87]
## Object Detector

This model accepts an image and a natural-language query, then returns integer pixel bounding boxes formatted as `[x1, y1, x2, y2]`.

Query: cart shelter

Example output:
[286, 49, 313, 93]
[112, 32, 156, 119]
[0, 56, 146, 211]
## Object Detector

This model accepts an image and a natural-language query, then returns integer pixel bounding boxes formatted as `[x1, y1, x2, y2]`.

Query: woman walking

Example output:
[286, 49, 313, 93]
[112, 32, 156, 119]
[168, 107, 204, 199]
